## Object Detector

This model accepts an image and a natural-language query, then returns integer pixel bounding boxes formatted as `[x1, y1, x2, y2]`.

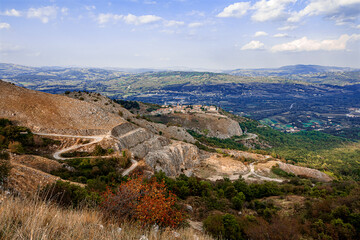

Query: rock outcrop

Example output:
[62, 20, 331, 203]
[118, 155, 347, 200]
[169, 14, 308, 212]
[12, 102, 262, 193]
[149, 113, 243, 139]
[255, 160, 332, 182]
[145, 142, 200, 176]
[277, 162, 332, 182]
[111, 122, 200, 176]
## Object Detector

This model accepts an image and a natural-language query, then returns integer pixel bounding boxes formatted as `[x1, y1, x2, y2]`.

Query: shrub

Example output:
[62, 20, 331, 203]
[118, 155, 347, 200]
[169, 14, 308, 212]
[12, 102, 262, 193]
[0, 118, 12, 127]
[0, 151, 10, 160]
[272, 166, 295, 178]
[40, 180, 99, 207]
[101, 175, 184, 228]
[0, 160, 11, 185]
[203, 213, 243, 240]
[8, 141, 24, 154]
[93, 145, 106, 156]
[0, 135, 5, 146]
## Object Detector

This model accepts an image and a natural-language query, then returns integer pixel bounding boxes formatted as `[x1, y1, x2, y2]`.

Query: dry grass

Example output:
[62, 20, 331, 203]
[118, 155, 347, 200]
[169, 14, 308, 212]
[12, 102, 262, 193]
[0, 193, 214, 240]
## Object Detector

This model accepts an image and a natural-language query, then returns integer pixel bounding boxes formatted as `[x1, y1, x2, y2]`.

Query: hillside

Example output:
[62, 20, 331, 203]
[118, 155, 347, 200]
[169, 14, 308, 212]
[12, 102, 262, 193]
[1, 82, 360, 240]
[0, 80, 126, 135]
[0, 81, 335, 183]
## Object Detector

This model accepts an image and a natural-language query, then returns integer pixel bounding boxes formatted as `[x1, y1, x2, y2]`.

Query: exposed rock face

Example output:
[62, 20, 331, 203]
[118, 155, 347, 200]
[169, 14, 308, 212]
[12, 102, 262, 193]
[111, 123, 200, 176]
[277, 162, 332, 182]
[194, 154, 248, 181]
[150, 113, 243, 139]
[111, 123, 171, 159]
[131, 118, 196, 143]
[255, 160, 332, 182]
[145, 142, 200, 176]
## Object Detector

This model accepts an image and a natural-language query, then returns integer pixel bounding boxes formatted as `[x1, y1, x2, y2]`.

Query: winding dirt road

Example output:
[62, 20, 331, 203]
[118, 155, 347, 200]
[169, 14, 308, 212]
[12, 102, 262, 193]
[35, 133, 107, 160]
[35, 132, 139, 175]
[242, 162, 283, 182]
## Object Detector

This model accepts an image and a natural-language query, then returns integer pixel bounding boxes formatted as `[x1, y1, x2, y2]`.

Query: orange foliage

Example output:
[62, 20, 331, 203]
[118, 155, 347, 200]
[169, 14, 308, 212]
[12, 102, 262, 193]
[101, 175, 184, 228]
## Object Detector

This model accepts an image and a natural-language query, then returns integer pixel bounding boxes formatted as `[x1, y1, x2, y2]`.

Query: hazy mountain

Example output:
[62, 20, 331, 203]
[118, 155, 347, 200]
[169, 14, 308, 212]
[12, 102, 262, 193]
[224, 64, 358, 76]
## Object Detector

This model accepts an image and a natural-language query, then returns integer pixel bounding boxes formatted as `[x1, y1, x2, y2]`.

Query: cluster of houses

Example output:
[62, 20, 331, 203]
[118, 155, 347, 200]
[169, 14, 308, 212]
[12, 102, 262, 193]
[347, 108, 360, 118]
[149, 104, 219, 115]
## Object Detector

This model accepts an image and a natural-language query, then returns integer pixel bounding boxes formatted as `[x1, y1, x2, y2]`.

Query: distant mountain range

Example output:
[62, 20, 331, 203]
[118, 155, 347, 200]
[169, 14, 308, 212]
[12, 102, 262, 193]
[1, 63, 359, 93]
[223, 64, 358, 77]
[1, 63, 358, 77]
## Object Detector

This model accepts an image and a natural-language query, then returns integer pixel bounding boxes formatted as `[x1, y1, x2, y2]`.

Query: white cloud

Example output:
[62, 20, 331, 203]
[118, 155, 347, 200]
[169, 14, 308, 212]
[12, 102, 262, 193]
[277, 25, 297, 31]
[188, 22, 204, 28]
[288, 0, 360, 23]
[218, 0, 295, 21]
[274, 33, 289, 38]
[254, 31, 268, 37]
[85, 5, 96, 11]
[241, 40, 265, 50]
[271, 34, 360, 52]
[97, 13, 120, 24]
[123, 14, 162, 25]
[164, 20, 185, 27]
[356, 24, 360, 28]
[251, 0, 296, 22]
[217, 2, 251, 18]
[27, 6, 58, 23]
[0, 23, 10, 29]
[2, 9, 21, 17]
[97, 13, 163, 26]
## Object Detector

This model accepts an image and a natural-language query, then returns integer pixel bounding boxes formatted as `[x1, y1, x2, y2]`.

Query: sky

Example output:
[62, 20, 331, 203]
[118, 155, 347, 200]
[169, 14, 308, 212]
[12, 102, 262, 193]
[0, 0, 359, 70]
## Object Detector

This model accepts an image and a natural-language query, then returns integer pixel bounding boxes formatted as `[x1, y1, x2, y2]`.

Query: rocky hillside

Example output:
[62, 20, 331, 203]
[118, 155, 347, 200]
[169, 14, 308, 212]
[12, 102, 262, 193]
[0, 80, 201, 177]
[0, 80, 126, 135]
[148, 112, 243, 139]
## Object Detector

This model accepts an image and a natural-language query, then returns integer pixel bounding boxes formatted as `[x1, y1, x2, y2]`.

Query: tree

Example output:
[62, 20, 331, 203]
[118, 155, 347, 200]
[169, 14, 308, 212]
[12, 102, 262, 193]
[232, 192, 246, 210]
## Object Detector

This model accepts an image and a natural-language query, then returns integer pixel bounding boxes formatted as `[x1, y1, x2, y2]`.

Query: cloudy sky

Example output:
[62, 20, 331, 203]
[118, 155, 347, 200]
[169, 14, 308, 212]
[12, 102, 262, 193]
[0, 0, 359, 70]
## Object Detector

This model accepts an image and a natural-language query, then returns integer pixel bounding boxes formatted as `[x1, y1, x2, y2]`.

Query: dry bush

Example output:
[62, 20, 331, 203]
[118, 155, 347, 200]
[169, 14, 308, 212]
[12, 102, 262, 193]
[8, 141, 24, 154]
[0, 192, 214, 240]
[101, 175, 184, 228]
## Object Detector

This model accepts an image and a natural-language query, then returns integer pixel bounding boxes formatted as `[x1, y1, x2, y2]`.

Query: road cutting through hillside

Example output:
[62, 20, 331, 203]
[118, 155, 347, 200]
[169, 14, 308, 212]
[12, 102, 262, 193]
[35, 133, 107, 160]
[35, 132, 139, 175]
[242, 162, 283, 182]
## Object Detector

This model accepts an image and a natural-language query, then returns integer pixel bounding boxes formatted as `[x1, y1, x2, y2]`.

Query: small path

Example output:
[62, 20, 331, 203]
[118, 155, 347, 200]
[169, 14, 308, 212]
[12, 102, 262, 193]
[242, 162, 283, 182]
[35, 132, 106, 160]
[122, 159, 138, 176]
[115, 128, 144, 139]
[35, 132, 140, 176]
[240, 133, 258, 140]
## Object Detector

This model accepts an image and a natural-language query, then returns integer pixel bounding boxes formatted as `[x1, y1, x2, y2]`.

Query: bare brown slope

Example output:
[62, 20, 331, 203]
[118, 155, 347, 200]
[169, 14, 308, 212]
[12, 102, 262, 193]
[0, 81, 126, 135]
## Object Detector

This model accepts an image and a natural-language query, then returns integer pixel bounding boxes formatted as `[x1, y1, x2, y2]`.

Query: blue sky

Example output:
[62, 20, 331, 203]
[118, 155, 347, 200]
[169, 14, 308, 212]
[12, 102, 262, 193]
[0, 0, 359, 70]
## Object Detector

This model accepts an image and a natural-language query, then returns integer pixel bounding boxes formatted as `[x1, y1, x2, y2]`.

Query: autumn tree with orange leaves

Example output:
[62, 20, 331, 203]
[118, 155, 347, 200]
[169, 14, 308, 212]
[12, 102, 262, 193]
[101, 175, 184, 228]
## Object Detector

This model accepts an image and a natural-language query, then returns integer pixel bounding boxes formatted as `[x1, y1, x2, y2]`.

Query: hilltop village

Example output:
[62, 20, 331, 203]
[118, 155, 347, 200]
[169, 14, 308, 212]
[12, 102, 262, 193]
[149, 104, 219, 115]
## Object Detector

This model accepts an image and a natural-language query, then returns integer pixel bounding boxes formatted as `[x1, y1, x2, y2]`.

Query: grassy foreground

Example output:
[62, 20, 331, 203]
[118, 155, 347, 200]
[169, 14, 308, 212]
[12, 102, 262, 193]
[0, 193, 213, 240]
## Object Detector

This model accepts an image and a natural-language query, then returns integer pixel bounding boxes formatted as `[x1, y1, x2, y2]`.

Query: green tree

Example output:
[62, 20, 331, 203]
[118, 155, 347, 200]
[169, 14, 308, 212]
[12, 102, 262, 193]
[232, 192, 246, 210]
